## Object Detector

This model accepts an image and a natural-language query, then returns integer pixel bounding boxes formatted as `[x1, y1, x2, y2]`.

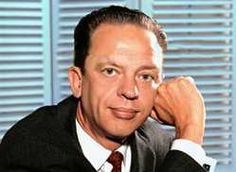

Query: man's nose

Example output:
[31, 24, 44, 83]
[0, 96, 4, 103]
[118, 77, 139, 100]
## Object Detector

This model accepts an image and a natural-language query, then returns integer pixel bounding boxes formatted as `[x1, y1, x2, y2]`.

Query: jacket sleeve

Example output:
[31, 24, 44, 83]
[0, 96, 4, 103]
[158, 150, 207, 172]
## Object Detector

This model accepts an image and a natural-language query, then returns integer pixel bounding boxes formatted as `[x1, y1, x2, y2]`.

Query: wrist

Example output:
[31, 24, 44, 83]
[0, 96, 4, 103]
[176, 123, 204, 145]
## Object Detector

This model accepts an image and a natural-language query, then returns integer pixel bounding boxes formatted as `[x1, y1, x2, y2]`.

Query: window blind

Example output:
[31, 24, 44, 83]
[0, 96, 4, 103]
[0, 0, 51, 140]
[52, 0, 131, 103]
[141, 0, 234, 166]
[1, 1, 235, 171]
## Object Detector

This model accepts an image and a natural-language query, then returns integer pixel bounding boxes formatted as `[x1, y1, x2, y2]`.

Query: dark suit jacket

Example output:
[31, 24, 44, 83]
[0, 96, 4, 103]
[0, 96, 207, 172]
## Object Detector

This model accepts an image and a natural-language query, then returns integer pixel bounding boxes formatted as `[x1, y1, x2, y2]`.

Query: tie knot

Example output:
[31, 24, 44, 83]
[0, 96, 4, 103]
[107, 151, 123, 172]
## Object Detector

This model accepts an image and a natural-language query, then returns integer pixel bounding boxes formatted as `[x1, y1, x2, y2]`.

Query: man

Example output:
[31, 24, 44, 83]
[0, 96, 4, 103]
[0, 5, 216, 172]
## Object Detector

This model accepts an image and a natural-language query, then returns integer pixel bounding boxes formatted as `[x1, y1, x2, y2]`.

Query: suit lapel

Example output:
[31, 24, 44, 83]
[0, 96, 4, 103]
[130, 132, 156, 172]
[55, 96, 82, 154]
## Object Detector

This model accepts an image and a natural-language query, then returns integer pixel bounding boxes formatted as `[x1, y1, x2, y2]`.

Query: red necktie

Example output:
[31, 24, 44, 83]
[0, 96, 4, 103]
[107, 151, 123, 172]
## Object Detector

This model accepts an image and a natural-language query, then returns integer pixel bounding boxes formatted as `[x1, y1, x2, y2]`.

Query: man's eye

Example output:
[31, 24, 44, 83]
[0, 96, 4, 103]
[102, 68, 117, 76]
[139, 74, 154, 81]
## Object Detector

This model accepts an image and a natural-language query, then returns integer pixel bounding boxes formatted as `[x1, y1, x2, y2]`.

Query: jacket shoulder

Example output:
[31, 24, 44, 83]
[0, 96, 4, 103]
[1, 95, 78, 141]
[1, 105, 57, 143]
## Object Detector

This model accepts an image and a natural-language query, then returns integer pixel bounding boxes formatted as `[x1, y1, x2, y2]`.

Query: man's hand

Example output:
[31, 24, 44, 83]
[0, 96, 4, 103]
[151, 76, 206, 145]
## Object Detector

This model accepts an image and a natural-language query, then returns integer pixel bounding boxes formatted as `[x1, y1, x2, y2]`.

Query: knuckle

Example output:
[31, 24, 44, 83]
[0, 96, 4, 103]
[178, 77, 193, 86]
[179, 78, 187, 84]
[157, 83, 166, 92]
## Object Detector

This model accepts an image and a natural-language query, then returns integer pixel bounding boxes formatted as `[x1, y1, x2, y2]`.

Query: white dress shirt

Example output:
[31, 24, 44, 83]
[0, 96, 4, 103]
[76, 120, 216, 172]
[76, 121, 131, 172]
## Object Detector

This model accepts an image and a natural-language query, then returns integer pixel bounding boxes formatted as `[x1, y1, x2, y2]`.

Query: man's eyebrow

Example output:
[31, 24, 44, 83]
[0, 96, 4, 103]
[137, 65, 160, 72]
[96, 61, 121, 69]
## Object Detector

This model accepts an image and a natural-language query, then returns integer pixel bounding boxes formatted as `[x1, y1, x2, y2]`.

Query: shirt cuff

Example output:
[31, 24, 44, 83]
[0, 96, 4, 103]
[171, 139, 217, 172]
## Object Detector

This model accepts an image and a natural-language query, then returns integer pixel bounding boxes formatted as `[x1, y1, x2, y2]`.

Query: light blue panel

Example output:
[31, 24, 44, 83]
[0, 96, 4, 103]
[126, 0, 140, 9]
[139, 0, 153, 16]
[42, 0, 52, 105]
[51, 0, 61, 104]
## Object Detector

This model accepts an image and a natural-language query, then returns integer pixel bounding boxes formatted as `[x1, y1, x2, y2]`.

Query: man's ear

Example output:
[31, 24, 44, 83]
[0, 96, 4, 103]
[68, 66, 83, 98]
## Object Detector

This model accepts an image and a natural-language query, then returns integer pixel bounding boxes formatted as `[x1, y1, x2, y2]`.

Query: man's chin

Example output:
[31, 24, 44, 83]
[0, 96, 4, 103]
[106, 131, 134, 144]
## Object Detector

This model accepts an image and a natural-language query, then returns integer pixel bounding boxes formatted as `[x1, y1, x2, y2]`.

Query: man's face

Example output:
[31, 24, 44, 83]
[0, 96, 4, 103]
[79, 23, 163, 141]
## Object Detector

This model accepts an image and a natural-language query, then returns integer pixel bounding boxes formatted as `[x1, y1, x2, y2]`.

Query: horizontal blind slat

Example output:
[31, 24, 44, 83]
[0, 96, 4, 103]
[153, 1, 232, 6]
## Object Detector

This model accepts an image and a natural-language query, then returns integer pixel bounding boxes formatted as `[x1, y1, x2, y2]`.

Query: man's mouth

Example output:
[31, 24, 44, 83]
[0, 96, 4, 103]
[109, 107, 139, 120]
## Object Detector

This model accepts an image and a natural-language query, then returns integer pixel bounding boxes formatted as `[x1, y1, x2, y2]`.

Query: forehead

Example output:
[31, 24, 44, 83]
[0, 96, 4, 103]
[86, 23, 163, 68]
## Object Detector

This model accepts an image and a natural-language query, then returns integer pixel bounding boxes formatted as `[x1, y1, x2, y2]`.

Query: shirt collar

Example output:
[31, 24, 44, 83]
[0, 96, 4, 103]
[76, 120, 129, 170]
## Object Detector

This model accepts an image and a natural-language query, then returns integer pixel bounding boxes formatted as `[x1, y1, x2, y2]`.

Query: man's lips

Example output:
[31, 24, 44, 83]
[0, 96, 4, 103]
[109, 107, 139, 120]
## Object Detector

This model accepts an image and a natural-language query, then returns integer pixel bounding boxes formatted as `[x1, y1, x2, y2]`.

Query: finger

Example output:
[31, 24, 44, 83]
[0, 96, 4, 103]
[156, 82, 175, 112]
[151, 104, 174, 126]
[153, 94, 174, 124]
